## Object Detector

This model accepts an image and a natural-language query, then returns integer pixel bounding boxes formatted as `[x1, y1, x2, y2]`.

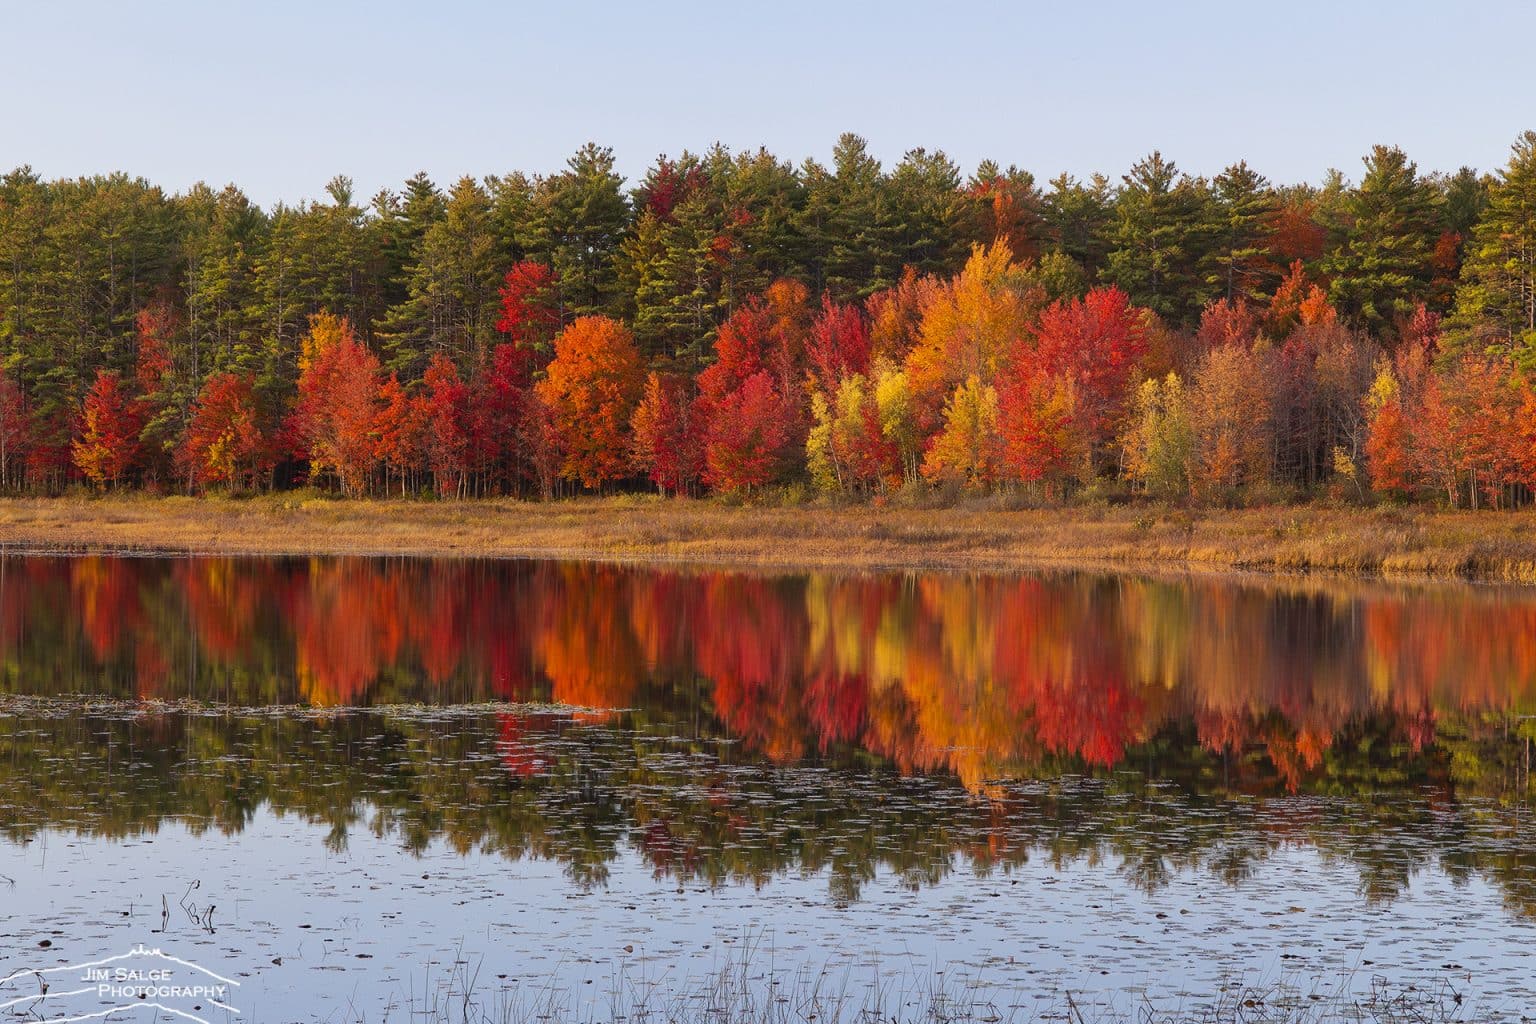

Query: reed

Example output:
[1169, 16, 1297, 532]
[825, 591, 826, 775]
[396, 945, 1479, 1024]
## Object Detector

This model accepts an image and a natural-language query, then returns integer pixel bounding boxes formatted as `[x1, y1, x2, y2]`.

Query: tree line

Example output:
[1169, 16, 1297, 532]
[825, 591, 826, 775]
[1, 131, 1534, 506]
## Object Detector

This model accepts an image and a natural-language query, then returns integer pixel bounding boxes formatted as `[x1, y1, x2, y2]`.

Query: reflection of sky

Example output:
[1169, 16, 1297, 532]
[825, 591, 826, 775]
[3, 809, 1532, 1023]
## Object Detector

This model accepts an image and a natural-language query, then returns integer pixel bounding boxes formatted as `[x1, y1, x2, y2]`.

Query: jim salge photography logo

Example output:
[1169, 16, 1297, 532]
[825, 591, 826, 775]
[0, 944, 240, 1024]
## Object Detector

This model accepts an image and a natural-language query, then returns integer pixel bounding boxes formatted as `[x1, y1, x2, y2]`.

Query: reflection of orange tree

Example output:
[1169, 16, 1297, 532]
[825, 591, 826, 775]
[406, 561, 467, 683]
[626, 568, 705, 675]
[292, 559, 402, 705]
[19, 555, 1536, 800]
[1364, 590, 1536, 717]
[995, 578, 1157, 769]
[481, 571, 536, 702]
[65, 556, 177, 699]
[536, 563, 642, 710]
[870, 576, 1033, 785]
[71, 556, 143, 661]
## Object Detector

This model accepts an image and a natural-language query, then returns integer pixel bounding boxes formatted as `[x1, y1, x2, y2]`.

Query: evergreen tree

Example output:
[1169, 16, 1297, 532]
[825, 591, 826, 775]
[1323, 145, 1442, 336]
[1440, 166, 1490, 240]
[0, 167, 51, 399]
[886, 147, 966, 276]
[712, 146, 807, 306]
[373, 173, 446, 373]
[247, 184, 376, 397]
[798, 133, 898, 300]
[617, 153, 722, 367]
[373, 172, 445, 315]
[423, 177, 503, 362]
[1043, 173, 1114, 278]
[179, 182, 267, 380]
[1103, 152, 1217, 324]
[520, 143, 629, 318]
[620, 199, 725, 368]
[486, 171, 535, 264]
[1207, 162, 1275, 303]
[1449, 131, 1536, 358]
[28, 175, 178, 401]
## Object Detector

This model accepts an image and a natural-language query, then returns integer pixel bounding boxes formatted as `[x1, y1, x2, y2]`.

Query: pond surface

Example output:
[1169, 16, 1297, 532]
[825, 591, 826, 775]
[2, 555, 1536, 1022]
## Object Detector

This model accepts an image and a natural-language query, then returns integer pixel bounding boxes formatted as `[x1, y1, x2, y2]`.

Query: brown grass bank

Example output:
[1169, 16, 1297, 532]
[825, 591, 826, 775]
[5, 493, 1536, 583]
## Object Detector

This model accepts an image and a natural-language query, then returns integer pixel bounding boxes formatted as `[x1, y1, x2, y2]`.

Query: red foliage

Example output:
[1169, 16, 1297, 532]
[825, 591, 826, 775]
[631, 372, 703, 495]
[806, 296, 872, 397]
[1267, 260, 1335, 336]
[467, 344, 529, 492]
[1263, 200, 1327, 267]
[702, 280, 811, 400]
[495, 261, 561, 359]
[837, 388, 901, 491]
[0, 367, 28, 488]
[637, 157, 708, 221]
[420, 353, 471, 497]
[701, 371, 793, 492]
[518, 389, 563, 500]
[966, 175, 1042, 260]
[372, 372, 422, 492]
[133, 303, 176, 397]
[697, 304, 771, 400]
[1365, 400, 1412, 495]
[73, 370, 143, 487]
[1399, 304, 1441, 356]
[1196, 297, 1259, 351]
[25, 409, 73, 491]
[693, 285, 811, 493]
[178, 372, 266, 489]
[998, 363, 1076, 485]
[291, 315, 381, 495]
[1029, 285, 1147, 445]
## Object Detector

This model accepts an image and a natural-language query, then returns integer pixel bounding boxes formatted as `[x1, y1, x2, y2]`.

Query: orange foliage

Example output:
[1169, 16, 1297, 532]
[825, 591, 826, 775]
[535, 316, 645, 489]
[905, 243, 1038, 434]
[291, 314, 381, 495]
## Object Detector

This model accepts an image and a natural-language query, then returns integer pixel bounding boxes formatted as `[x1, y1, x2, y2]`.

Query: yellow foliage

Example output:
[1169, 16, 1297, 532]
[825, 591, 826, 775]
[1365, 358, 1401, 413]
[921, 376, 1002, 488]
[905, 242, 1038, 412]
[298, 311, 354, 374]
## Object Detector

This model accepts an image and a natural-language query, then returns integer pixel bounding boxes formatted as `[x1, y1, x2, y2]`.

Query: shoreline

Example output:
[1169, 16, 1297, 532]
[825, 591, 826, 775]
[4, 493, 1536, 585]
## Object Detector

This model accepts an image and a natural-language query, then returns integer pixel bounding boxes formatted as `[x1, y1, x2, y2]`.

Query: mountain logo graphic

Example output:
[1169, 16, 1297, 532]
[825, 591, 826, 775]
[0, 944, 241, 1024]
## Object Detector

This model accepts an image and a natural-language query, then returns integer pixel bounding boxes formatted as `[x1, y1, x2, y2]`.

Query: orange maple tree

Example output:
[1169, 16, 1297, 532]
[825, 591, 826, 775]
[534, 315, 644, 489]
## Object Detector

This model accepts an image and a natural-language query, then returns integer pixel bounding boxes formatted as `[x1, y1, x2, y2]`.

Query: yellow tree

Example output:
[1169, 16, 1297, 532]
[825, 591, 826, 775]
[921, 376, 1002, 489]
[1122, 372, 1194, 497]
[904, 242, 1040, 436]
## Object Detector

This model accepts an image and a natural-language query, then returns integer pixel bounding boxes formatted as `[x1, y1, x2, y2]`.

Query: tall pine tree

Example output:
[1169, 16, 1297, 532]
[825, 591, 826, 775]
[1323, 146, 1442, 337]
[1448, 131, 1536, 360]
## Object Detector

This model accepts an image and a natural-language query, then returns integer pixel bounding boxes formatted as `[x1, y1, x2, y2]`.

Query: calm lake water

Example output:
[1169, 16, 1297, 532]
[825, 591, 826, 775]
[3, 555, 1536, 1022]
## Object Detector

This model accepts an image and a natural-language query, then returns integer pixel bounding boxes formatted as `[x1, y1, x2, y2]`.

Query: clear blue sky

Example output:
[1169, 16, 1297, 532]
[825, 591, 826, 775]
[8, 0, 1533, 207]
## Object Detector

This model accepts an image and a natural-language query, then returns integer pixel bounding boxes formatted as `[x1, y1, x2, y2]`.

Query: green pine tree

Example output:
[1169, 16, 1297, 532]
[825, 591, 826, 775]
[1447, 131, 1536, 360]
[1207, 162, 1275, 304]
[1103, 152, 1218, 324]
[1323, 145, 1442, 336]
[520, 143, 629, 318]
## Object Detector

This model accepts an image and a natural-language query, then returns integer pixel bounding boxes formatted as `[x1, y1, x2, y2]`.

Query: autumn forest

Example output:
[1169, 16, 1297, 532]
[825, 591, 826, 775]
[4, 132, 1536, 508]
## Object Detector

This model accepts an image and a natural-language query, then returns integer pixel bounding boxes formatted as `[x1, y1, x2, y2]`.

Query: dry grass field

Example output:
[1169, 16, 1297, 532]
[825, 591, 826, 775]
[4, 492, 1536, 583]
